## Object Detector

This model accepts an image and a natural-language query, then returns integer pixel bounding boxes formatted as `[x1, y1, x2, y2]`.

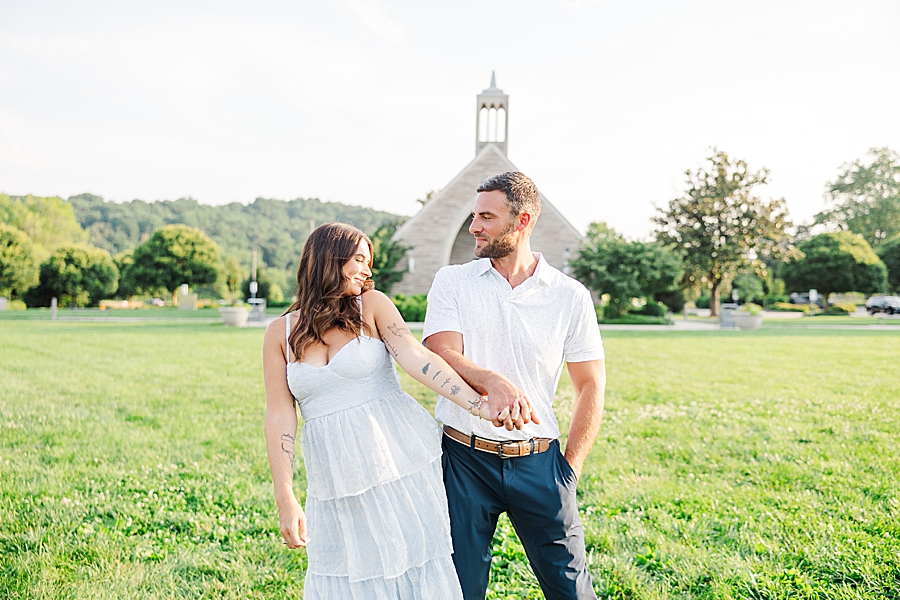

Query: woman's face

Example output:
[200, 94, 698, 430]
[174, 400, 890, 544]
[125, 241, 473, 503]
[342, 239, 372, 296]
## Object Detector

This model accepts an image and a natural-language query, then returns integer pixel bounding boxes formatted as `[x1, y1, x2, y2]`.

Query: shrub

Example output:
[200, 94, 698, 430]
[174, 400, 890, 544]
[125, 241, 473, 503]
[765, 294, 789, 305]
[391, 294, 427, 322]
[654, 289, 686, 313]
[267, 300, 294, 309]
[5, 299, 26, 310]
[769, 302, 809, 313]
[738, 302, 763, 315]
[631, 301, 667, 317]
[600, 314, 670, 325]
[824, 303, 856, 316]
[695, 294, 710, 309]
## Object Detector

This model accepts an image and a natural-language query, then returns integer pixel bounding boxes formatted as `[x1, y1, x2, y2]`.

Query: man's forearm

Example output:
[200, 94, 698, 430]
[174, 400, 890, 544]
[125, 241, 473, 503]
[564, 382, 605, 477]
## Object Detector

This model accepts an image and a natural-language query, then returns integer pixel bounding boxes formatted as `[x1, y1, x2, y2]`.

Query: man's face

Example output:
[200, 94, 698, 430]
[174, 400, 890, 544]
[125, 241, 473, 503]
[470, 190, 519, 259]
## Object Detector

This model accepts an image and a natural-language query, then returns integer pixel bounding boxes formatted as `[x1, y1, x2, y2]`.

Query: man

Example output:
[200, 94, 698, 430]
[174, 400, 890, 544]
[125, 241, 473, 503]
[424, 171, 606, 600]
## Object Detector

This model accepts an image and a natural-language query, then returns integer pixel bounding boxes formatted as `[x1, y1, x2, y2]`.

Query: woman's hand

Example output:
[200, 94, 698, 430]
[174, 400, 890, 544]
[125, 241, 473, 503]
[470, 395, 510, 423]
[278, 497, 308, 549]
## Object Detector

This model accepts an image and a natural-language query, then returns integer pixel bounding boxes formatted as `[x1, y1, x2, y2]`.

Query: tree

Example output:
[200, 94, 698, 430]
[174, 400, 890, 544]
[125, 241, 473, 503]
[124, 225, 220, 303]
[222, 255, 246, 301]
[0, 194, 87, 263]
[27, 244, 119, 307]
[654, 149, 792, 316]
[0, 223, 40, 299]
[816, 147, 900, 247]
[571, 222, 683, 319]
[780, 232, 887, 301]
[113, 250, 141, 298]
[876, 235, 900, 293]
[241, 267, 284, 302]
[369, 220, 409, 296]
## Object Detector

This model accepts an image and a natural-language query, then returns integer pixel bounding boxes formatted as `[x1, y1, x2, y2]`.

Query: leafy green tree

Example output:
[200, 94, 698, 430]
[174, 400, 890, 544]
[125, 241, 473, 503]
[654, 149, 792, 316]
[876, 235, 900, 293]
[369, 220, 409, 296]
[27, 245, 118, 307]
[221, 255, 246, 301]
[125, 225, 220, 303]
[241, 267, 284, 302]
[0, 223, 40, 299]
[816, 147, 900, 247]
[113, 250, 141, 298]
[780, 232, 887, 302]
[571, 222, 683, 319]
[728, 271, 766, 304]
[0, 194, 87, 262]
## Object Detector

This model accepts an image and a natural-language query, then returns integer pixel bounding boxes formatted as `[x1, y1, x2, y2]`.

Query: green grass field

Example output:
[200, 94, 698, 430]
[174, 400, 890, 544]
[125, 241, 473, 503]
[1, 321, 899, 599]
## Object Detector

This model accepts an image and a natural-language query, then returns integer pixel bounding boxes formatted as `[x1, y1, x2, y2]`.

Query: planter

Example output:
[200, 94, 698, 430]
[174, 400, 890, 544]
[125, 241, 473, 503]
[219, 306, 250, 327]
[732, 313, 763, 330]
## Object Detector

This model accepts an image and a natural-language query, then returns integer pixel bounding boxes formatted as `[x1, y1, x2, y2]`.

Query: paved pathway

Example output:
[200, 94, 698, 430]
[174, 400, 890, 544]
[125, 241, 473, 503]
[38, 315, 900, 332]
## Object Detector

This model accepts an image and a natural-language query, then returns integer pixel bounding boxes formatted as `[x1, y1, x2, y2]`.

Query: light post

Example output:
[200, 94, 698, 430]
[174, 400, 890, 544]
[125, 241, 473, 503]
[250, 248, 258, 300]
[248, 247, 266, 323]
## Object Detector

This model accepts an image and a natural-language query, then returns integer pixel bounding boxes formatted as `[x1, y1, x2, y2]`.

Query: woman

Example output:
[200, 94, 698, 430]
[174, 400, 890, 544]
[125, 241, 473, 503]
[263, 223, 508, 599]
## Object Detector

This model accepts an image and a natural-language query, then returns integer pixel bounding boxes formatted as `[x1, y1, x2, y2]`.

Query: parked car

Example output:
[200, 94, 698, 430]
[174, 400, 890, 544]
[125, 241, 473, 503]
[865, 295, 900, 315]
[789, 292, 825, 308]
[149, 298, 165, 307]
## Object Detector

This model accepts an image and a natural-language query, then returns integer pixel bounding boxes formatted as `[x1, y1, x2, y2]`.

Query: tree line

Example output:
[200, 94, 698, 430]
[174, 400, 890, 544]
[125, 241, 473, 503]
[2, 147, 898, 314]
[0, 194, 407, 307]
[572, 147, 900, 318]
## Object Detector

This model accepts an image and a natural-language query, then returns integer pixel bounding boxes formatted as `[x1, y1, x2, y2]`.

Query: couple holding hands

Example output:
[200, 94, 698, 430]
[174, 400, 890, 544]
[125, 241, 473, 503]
[263, 171, 606, 599]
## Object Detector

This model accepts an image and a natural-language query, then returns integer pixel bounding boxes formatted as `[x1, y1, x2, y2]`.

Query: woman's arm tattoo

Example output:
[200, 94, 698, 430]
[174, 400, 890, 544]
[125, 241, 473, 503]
[280, 433, 295, 469]
[387, 322, 411, 337]
[380, 332, 400, 357]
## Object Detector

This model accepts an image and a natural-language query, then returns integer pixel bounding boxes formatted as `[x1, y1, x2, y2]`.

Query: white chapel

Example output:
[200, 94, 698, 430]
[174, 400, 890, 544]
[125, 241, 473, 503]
[391, 74, 583, 296]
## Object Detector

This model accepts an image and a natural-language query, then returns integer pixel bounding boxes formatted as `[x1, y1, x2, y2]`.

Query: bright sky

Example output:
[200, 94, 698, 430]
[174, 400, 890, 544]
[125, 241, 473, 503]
[1, 1, 898, 239]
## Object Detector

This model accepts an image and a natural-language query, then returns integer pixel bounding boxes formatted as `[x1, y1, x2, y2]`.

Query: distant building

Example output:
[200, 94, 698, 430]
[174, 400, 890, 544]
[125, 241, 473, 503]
[392, 73, 583, 295]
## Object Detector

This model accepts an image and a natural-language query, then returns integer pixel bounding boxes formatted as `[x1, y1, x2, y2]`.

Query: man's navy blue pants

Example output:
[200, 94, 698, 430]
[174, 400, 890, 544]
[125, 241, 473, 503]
[441, 435, 597, 600]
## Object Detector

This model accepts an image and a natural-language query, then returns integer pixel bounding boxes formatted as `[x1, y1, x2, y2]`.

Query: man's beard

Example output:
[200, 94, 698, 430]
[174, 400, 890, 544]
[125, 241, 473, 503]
[474, 219, 517, 259]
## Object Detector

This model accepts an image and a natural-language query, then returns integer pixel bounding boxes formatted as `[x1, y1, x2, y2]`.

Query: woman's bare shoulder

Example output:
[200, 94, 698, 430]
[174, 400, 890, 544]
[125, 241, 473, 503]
[361, 289, 390, 302]
[264, 314, 289, 346]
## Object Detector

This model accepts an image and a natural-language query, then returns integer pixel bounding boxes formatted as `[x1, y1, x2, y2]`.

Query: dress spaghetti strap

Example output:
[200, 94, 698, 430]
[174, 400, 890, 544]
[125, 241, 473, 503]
[285, 313, 292, 362]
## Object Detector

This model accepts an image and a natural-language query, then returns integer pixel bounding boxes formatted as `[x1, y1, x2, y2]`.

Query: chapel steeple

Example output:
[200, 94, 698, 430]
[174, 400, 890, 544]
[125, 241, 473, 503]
[475, 72, 509, 155]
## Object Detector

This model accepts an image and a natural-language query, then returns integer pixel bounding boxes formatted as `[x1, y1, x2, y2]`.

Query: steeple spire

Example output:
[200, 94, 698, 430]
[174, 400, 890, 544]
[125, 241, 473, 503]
[475, 72, 509, 155]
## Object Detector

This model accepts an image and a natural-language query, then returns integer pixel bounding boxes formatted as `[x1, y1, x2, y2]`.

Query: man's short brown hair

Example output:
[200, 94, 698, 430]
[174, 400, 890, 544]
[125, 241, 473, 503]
[477, 171, 541, 227]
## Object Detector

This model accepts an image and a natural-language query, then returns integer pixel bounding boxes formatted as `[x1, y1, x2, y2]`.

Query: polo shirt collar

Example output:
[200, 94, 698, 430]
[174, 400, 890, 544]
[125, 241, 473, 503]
[476, 253, 553, 286]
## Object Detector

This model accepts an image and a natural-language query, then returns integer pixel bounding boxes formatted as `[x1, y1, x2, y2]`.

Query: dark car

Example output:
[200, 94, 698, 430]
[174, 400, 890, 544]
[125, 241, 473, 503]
[865, 295, 900, 315]
[789, 292, 825, 308]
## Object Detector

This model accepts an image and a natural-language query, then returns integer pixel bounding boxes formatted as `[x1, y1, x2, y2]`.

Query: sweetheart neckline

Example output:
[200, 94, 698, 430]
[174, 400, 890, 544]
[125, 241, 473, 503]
[289, 334, 381, 370]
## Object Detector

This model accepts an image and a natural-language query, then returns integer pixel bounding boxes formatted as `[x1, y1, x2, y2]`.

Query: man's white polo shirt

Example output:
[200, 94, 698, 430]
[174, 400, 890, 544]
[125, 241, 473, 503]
[423, 253, 603, 442]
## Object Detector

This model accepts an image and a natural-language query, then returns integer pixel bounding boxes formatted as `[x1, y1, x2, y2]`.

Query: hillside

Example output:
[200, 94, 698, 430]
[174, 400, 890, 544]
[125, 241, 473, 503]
[67, 194, 404, 272]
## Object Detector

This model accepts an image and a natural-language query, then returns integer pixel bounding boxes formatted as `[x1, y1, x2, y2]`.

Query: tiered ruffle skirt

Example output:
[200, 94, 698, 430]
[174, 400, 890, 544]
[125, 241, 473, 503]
[301, 391, 463, 599]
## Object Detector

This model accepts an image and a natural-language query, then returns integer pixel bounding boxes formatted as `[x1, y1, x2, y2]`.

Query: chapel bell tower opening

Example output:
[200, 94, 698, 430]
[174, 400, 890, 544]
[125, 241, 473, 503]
[475, 72, 508, 156]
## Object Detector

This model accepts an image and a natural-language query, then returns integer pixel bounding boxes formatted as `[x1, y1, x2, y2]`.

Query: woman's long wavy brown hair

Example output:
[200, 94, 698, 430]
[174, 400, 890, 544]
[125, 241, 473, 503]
[282, 223, 375, 362]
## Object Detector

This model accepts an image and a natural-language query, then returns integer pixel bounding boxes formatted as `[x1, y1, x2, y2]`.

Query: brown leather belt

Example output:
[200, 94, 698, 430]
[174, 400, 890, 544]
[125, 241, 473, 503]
[443, 425, 552, 459]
